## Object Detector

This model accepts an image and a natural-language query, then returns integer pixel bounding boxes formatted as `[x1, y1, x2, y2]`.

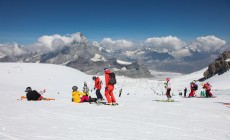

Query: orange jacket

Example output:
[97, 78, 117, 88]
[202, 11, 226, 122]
[94, 77, 102, 90]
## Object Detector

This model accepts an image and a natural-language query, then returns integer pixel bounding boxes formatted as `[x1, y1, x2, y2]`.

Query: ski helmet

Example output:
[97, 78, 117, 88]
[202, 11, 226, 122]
[25, 87, 32, 92]
[72, 86, 78, 91]
[84, 81, 87, 86]
[92, 76, 96, 80]
[166, 78, 170, 81]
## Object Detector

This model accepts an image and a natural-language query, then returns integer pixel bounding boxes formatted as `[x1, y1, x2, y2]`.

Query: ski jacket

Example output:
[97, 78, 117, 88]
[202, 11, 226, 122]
[94, 77, 102, 90]
[204, 83, 211, 91]
[72, 91, 86, 103]
[190, 83, 196, 90]
[26, 90, 42, 101]
[166, 81, 171, 89]
[82, 85, 89, 94]
[105, 69, 111, 88]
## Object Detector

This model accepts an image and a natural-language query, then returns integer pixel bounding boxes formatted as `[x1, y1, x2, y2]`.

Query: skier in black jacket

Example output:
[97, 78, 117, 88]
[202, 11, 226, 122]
[25, 87, 44, 101]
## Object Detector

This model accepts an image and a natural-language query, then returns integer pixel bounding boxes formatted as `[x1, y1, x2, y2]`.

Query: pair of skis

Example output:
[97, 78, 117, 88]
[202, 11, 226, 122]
[17, 89, 55, 101]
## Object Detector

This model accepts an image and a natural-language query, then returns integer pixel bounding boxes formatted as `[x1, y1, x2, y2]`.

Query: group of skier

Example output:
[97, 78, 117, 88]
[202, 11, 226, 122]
[24, 69, 214, 103]
[187, 81, 213, 98]
[164, 78, 213, 100]
[24, 68, 118, 105]
[71, 68, 118, 105]
[70, 68, 118, 105]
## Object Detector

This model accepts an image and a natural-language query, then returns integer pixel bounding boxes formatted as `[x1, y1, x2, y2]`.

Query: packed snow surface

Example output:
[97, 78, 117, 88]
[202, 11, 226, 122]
[0, 63, 230, 140]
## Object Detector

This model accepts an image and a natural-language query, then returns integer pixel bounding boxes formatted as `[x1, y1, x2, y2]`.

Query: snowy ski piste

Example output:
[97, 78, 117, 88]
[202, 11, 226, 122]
[0, 63, 230, 140]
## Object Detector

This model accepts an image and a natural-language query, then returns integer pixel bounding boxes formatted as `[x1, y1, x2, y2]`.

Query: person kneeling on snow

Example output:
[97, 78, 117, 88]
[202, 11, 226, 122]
[25, 87, 44, 101]
[203, 82, 213, 97]
[188, 80, 198, 97]
[72, 86, 89, 103]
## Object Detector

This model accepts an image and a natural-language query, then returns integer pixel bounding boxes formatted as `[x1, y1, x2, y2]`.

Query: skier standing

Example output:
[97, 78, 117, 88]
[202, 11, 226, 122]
[104, 68, 117, 105]
[119, 88, 122, 97]
[184, 87, 187, 97]
[92, 76, 104, 101]
[165, 78, 172, 100]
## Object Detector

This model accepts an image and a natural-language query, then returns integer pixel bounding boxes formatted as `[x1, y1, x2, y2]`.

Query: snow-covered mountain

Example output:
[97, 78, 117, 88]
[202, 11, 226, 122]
[0, 33, 228, 75]
[0, 33, 152, 78]
[0, 62, 230, 140]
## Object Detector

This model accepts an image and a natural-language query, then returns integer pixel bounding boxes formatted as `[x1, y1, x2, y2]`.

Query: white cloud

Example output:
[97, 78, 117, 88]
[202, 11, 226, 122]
[37, 32, 86, 50]
[0, 43, 26, 56]
[189, 35, 226, 52]
[144, 36, 186, 51]
[101, 38, 134, 49]
[172, 48, 192, 58]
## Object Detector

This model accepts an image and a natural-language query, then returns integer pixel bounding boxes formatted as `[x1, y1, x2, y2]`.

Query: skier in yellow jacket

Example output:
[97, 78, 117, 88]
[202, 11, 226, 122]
[72, 86, 89, 103]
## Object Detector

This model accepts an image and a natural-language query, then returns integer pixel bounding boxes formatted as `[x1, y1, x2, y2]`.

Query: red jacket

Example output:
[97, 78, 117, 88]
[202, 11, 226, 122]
[204, 83, 211, 90]
[105, 69, 113, 88]
[94, 77, 102, 90]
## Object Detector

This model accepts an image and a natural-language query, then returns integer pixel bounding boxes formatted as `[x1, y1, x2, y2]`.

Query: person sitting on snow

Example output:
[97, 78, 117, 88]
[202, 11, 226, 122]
[188, 80, 198, 97]
[25, 87, 45, 101]
[200, 83, 206, 97]
[72, 86, 89, 103]
[82, 82, 98, 103]
[203, 82, 213, 98]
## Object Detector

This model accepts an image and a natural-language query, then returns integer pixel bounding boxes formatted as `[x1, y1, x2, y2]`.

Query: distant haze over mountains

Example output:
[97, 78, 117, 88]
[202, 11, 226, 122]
[0, 32, 229, 77]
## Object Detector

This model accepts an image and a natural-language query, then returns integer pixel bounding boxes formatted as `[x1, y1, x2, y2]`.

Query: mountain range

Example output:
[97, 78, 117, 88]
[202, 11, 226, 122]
[0, 32, 229, 78]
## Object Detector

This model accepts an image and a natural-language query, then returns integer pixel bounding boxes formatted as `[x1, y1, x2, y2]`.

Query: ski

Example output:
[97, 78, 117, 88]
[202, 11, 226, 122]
[153, 99, 179, 102]
[17, 96, 55, 101]
[96, 102, 119, 106]
[197, 96, 217, 98]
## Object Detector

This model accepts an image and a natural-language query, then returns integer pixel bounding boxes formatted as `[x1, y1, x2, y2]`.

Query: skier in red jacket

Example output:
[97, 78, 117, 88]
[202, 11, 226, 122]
[188, 80, 198, 97]
[203, 82, 213, 97]
[104, 68, 117, 105]
[92, 76, 104, 101]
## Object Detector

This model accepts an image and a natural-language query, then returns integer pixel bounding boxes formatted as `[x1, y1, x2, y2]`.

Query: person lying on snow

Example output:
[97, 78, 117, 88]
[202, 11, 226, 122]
[25, 87, 50, 101]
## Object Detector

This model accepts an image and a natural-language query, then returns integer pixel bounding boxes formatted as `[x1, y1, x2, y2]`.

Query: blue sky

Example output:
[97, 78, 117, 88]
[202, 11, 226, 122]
[0, 0, 229, 45]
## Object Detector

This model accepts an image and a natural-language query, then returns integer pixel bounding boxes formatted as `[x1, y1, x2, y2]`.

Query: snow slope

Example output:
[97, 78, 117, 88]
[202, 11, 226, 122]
[0, 63, 230, 140]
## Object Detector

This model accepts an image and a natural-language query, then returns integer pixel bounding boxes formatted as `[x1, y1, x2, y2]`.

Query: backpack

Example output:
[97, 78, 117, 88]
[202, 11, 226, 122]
[193, 84, 198, 90]
[108, 72, 117, 85]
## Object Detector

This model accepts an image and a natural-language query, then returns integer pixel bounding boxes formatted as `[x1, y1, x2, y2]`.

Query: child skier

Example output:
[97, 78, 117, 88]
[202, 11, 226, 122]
[82, 82, 97, 103]
[184, 87, 187, 97]
[165, 78, 172, 100]
[92, 76, 104, 101]
[200, 83, 206, 97]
